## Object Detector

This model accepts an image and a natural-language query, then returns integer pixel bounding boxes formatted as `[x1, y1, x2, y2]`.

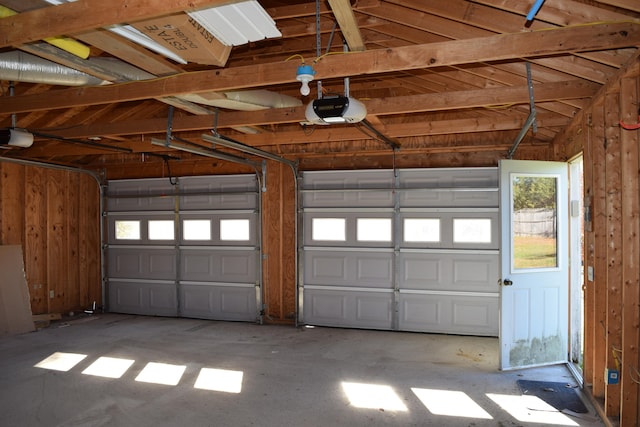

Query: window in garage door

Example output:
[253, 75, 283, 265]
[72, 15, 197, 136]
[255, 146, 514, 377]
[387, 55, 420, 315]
[300, 168, 499, 336]
[106, 174, 261, 322]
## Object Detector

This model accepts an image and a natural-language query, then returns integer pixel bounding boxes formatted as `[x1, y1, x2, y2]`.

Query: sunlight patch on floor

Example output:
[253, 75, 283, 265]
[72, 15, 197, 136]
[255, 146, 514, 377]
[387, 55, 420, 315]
[487, 393, 579, 426]
[82, 356, 135, 379]
[135, 362, 186, 386]
[194, 368, 243, 393]
[341, 382, 408, 411]
[34, 352, 87, 372]
[412, 388, 492, 419]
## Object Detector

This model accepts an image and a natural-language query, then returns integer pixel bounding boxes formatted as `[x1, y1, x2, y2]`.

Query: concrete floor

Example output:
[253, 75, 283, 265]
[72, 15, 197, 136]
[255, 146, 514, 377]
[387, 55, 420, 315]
[0, 314, 603, 427]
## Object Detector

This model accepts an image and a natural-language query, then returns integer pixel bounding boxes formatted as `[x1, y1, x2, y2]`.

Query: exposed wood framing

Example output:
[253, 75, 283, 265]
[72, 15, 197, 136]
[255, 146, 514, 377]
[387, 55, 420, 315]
[619, 75, 640, 426]
[604, 90, 622, 416]
[555, 59, 640, 426]
[0, 22, 636, 114]
[43, 80, 596, 141]
[0, 163, 101, 315]
[261, 160, 297, 323]
[328, 0, 366, 51]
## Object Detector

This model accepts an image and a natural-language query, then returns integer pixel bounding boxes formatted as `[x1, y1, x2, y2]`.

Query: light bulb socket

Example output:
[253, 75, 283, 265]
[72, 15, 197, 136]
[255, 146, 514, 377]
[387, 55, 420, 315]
[296, 64, 315, 81]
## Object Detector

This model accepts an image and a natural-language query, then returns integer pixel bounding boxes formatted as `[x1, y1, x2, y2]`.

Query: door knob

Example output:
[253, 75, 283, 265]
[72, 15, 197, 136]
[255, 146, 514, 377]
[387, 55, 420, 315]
[503, 278, 513, 286]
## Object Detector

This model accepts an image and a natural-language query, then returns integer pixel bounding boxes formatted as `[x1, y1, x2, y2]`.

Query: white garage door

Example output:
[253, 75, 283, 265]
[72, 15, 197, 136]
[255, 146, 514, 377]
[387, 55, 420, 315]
[106, 175, 261, 322]
[300, 168, 499, 336]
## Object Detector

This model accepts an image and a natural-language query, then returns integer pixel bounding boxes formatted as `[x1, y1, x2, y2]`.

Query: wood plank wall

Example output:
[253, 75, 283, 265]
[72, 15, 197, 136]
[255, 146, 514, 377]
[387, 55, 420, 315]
[556, 65, 640, 426]
[0, 162, 101, 315]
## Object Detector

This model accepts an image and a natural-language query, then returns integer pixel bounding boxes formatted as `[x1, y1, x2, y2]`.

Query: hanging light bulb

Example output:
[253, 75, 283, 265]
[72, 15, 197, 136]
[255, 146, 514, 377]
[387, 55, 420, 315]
[296, 64, 315, 96]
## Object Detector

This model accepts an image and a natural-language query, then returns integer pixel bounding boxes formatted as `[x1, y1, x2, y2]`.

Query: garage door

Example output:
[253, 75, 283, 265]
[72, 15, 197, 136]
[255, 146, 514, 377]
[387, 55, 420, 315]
[300, 168, 499, 336]
[106, 175, 261, 322]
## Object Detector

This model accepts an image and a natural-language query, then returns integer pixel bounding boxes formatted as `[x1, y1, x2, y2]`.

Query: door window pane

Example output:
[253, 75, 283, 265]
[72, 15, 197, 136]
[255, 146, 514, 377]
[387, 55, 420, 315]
[403, 218, 440, 242]
[357, 218, 392, 242]
[149, 220, 174, 240]
[512, 175, 558, 269]
[115, 220, 140, 240]
[183, 220, 211, 241]
[312, 218, 345, 241]
[220, 219, 250, 241]
[453, 218, 492, 243]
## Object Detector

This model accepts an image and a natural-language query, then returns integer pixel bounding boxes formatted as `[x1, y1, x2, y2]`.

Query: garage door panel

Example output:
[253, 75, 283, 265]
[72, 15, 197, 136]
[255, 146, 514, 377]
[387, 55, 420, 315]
[109, 248, 177, 280]
[305, 250, 393, 288]
[107, 179, 176, 212]
[110, 250, 144, 277]
[399, 293, 498, 336]
[304, 289, 392, 329]
[179, 175, 258, 210]
[452, 298, 496, 331]
[357, 257, 392, 282]
[399, 168, 498, 208]
[109, 280, 178, 316]
[400, 252, 498, 293]
[181, 249, 256, 283]
[302, 170, 394, 208]
[401, 255, 443, 288]
[400, 297, 443, 326]
[181, 283, 256, 321]
[452, 258, 498, 292]
[311, 255, 347, 281]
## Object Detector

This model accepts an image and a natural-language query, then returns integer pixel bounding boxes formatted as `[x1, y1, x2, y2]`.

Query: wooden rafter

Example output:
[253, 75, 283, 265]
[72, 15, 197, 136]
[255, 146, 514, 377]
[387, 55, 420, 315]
[328, 0, 366, 51]
[0, 22, 635, 115]
[46, 79, 596, 139]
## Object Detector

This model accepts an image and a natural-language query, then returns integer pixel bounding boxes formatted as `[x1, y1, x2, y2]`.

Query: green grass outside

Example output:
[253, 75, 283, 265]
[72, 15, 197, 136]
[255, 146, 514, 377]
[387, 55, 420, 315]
[513, 235, 557, 269]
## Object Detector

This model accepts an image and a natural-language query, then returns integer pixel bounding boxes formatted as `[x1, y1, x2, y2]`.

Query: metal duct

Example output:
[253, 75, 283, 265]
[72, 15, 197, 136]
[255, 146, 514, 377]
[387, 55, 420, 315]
[0, 51, 107, 86]
[89, 57, 155, 82]
[0, 51, 298, 113]
[181, 89, 302, 111]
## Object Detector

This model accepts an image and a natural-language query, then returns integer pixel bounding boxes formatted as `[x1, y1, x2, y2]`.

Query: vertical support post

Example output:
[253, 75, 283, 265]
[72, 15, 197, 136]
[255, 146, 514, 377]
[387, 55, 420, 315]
[604, 90, 622, 417]
[591, 100, 608, 400]
[619, 75, 639, 426]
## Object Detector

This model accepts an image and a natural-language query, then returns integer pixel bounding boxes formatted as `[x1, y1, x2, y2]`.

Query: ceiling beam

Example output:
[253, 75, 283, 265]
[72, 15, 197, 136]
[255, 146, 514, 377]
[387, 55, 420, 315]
[50, 79, 597, 139]
[328, 0, 366, 51]
[0, 0, 240, 47]
[0, 22, 635, 115]
[20, 113, 566, 157]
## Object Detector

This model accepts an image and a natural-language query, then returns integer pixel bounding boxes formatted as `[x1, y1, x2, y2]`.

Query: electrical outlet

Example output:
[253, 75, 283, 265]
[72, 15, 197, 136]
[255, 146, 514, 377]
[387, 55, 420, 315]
[605, 368, 619, 385]
[587, 266, 594, 282]
[49, 290, 55, 299]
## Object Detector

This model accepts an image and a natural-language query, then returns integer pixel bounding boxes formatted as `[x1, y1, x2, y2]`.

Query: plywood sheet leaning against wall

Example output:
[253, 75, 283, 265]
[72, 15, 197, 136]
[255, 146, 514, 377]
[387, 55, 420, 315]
[0, 245, 34, 336]
[0, 162, 102, 316]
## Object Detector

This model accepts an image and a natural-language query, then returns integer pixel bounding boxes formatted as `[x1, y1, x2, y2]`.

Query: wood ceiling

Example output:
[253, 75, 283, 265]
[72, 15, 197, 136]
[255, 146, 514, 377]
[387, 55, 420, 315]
[0, 0, 639, 176]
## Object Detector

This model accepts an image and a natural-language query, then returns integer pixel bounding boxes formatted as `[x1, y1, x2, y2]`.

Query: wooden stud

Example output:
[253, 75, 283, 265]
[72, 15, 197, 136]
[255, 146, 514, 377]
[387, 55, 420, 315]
[604, 90, 622, 417]
[619, 75, 640, 426]
[581, 114, 594, 388]
[591, 99, 608, 399]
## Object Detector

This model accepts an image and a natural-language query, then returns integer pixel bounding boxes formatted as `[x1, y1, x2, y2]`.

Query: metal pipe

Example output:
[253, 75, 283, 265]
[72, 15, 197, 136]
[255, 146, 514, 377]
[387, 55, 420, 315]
[507, 112, 536, 159]
[151, 137, 259, 168]
[526, 0, 545, 22]
[201, 133, 297, 168]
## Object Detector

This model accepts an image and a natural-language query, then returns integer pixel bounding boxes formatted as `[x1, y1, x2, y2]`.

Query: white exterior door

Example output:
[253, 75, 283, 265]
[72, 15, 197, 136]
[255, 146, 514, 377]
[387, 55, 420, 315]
[499, 160, 569, 370]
